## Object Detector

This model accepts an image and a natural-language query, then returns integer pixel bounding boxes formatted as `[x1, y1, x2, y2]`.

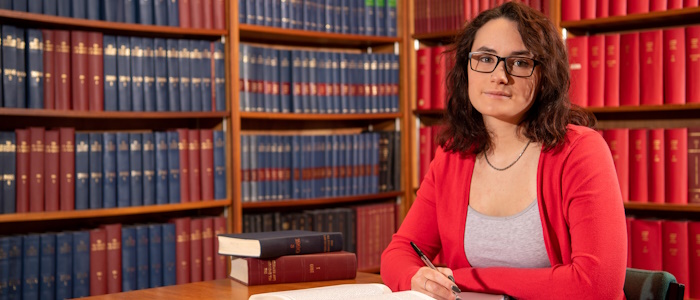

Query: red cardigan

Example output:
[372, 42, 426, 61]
[381, 125, 627, 299]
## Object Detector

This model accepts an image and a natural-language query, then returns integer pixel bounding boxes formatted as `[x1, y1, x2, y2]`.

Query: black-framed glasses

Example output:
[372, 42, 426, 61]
[468, 52, 540, 78]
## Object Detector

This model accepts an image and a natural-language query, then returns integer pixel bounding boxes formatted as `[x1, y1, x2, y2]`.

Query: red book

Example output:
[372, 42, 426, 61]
[200, 129, 214, 201]
[561, 0, 580, 21]
[430, 125, 440, 159]
[230, 251, 357, 286]
[649, 129, 665, 203]
[44, 130, 60, 211]
[626, 217, 633, 268]
[189, 0, 204, 28]
[190, 218, 203, 283]
[631, 219, 663, 271]
[461, 0, 470, 22]
[604, 34, 620, 107]
[662, 221, 689, 295]
[664, 28, 686, 105]
[15, 129, 30, 213]
[620, 33, 640, 106]
[650, 0, 667, 11]
[430, 46, 449, 110]
[567, 36, 588, 108]
[419, 126, 432, 186]
[42, 30, 55, 109]
[610, 0, 626, 16]
[690, 128, 700, 204]
[666, 128, 688, 204]
[416, 47, 432, 110]
[54, 30, 71, 110]
[689, 222, 700, 299]
[213, 0, 225, 29]
[604, 129, 629, 201]
[59, 127, 75, 211]
[177, 129, 190, 203]
[686, 26, 700, 104]
[669, 0, 683, 9]
[582, 0, 596, 19]
[71, 31, 89, 111]
[202, 217, 215, 281]
[588, 35, 605, 107]
[596, 0, 608, 17]
[202, 0, 213, 29]
[29, 127, 45, 212]
[640, 30, 663, 106]
[172, 217, 191, 284]
[90, 228, 108, 296]
[102, 224, 122, 294]
[686, 0, 700, 7]
[87, 32, 104, 111]
[179, 0, 191, 28]
[188, 129, 202, 202]
[628, 0, 650, 14]
[213, 216, 227, 279]
[629, 129, 648, 202]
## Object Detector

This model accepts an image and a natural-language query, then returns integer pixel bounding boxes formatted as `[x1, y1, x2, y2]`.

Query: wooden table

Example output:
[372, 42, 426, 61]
[85, 272, 384, 299]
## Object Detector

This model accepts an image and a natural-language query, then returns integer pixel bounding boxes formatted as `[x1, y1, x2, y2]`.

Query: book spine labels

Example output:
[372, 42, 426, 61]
[629, 129, 648, 203]
[27, 29, 44, 109]
[71, 31, 89, 111]
[142, 132, 156, 206]
[188, 129, 201, 201]
[117, 36, 132, 111]
[666, 128, 688, 204]
[29, 127, 45, 212]
[15, 28, 26, 108]
[178, 40, 192, 111]
[690, 128, 700, 204]
[22, 235, 40, 299]
[620, 33, 640, 106]
[143, 38, 157, 112]
[104, 35, 119, 111]
[604, 34, 620, 107]
[136, 225, 150, 289]
[631, 219, 662, 270]
[116, 132, 131, 207]
[39, 233, 56, 300]
[663, 28, 686, 105]
[200, 41, 212, 112]
[213, 41, 226, 111]
[640, 30, 663, 106]
[42, 30, 55, 109]
[213, 130, 226, 200]
[88, 32, 104, 111]
[72, 231, 90, 298]
[155, 132, 170, 205]
[130, 37, 145, 111]
[166, 39, 180, 111]
[162, 223, 177, 286]
[2, 132, 16, 213]
[190, 218, 203, 282]
[662, 221, 689, 292]
[200, 129, 215, 200]
[257, 232, 344, 258]
[129, 133, 143, 206]
[103, 133, 118, 209]
[213, 216, 227, 279]
[173, 217, 191, 284]
[104, 224, 122, 294]
[587, 35, 604, 107]
[74, 133, 89, 210]
[89, 133, 104, 209]
[89, 229, 108, 296]
[155, 38, 169, 111]
[148, 224, 163, 288]
[688, 26, 700, 104]
[167, 131, 181, 204]
[121, 226, 137, 292]
[566, 37, 588, 107]
[59, 127, 75, 211]
[189, 40, 203, 111]
[44, 130, 60, 211]
[55, 233, 73, 300]
[2, 25, 17, 108]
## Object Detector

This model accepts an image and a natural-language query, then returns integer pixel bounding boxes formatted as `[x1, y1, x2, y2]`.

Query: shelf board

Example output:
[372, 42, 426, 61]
[561, 7, 700, 35]
[239, 24, 401, 48]
[240, 111, 402, 121]
[0, 9, 226, 39]
[0, 199, 230, 224]
[0, 108, 229, 120]
[624, 202, 700, 212]
[242, 191, 403, 209]
[412, 30, 459, 44]
[413, 109, 445, 116]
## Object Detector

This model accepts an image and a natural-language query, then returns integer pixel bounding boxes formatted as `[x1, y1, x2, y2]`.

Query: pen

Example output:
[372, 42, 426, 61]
[410, 241, 462, 294]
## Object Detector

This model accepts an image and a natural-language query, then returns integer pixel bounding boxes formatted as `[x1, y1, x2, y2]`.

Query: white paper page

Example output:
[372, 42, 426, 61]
[353, 290, 436, 300]
[248, 283, 392, 300]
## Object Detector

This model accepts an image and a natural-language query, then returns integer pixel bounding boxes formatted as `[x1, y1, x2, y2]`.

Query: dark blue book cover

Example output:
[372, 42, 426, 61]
[358, 0, 366, 35]
[321, 0, 330, 33]
[330, 52, 340, 113]
[7, 236, 22, 299]
[56, 0, 70, 16]
[139, 0, 154, 25]
[263, 0, 271, 26]
[143, 38, 156, 112]
[27, 0, 41, 13]
[386, 0, 395, 36]
[87, 0, 101, 19]
[269, 135, 278, 200]
[103, 132, 117, 208]
[0, 237, 8, 296]
[269, 48, 279, 113]
[344, 134, 352, 195]
[72, 231, 90, 298]
[308, 52, 318, 114]
[142, 132, 156, 206]
[2, 26, 17, 108]
[252, 46, 263, 112]
[282, 135, 292, 199]
[148, 224, 163, 288]
[166, 39, 180, 111]
[0, 0, 10, 9]
[200, 41, 212, 112]
[368, 53, 377, 113]
[104, 0, 119, 21]
[116, 132, 131, 208]
[279, 0, 289, 28]
[239, 0, 246, 23]
[75, 133, 90, 210]
[257, 135, 267, 201]
[371, 132, 379, 193]
[291, 50, 302, 113]
[130, 36, 145, 112]
[117, 36, 132, 111]
[12, 0, 26, 11]
[255, 0, 263, 25]
[89, 133, 103, 209]
[300, 50, 310, 113]
[278, 50, 291, 113]
[330, 134, 339, 197]
[136, 225, 150, 290]
[340, 0, 348, 33]
[333, 0, 341, 33]
[166, 131, 180, 204]
[390, 54, 398, 112]
[155, 132, 169, 205]
[129, 133, 143, 206]
[121, 226, 137, 292]
[213, 41, 225, 111]
[339, 53, 348, 113]
[262, 48, 272, 113]
[166, 0, 179, 26]
[324, 135, 332, 197]
[39, 233, 56, 300]
[301, 0, 310, 30]
[249, 135, 258, 201]
[316, 51, 329, 114]
[154, 38, 169, 112]
[239, 43, 251, 112]
[55, 232, 73, 300]
[154, 0, 167, 25]
[22, 234, 40, 300]
[272, 0, 280, 27]
[1, 132, 16, 213]
[103, 35, 119, 111]
[71, 0, 87, 18]
[124, 0, 137, 23]
[15, 27, 26, 108]
[213, 130, 225, 199]
[178, 39, 191, 111]
[240, 135, 250, 202]
[189, 40, 202, 112]
[336, 134, 345, 196]
[245, 0, 255, 24]
[43, 0, 56, 14]
[161, 223, 176, 286]
[374, 0, 384, 36]
[291, 135, 300, 199]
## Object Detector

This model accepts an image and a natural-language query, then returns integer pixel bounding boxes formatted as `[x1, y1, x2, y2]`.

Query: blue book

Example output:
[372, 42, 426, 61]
[255, 0, 264, 25]
[154, 38, 169, 111]
[103, 35, 119, 111]
[1, 132, 16, 213]
[129, 133, 143, 206]
[121, 226, 137, 292]
[322, 0, 331, 33]
[265, 48, 277, 113]
[104, 0, 119, 21]
[139, 0, 154, 25]
[72, 231, 90, 298]
[124, 0, 137, 23]
[87, 0, 101, 19]
[282, 135, 292, 199]
[249, 135, 258, 201]
[154, 0, 168, 25]
[331, 135, 339, 197]
[345, 134, 353, 195]
[213, 41, 225, 111]
[178, 39, 191, 111]
[166, 39, 180, 111]
[390, 54, 398, 112]
[340, 0, 348, 33]
[148, 224, 163, 288]
[280, 0, 289, 28]
[245, 0, 255, 24]
[71, 0, 87, 18]
[300, 50, 310, 113]
[330, 52, 340, 113]
[239, 0, 246, 24]
[263, 0, 271, 26]
[369, 54, 377, 113]
[103, 133, 118, 208]
[323, 135, 331, 197]
[117, 36, 132, 111]
[240, 135, 250, 202]
[15, 27, 26, 108]
[116, 132, 131, 207]
[42, 0, 56, 14]
[56, 0, 70, 16]
[130, 36, 145, 111]
[166, 0, 179, 26]
[166, 131, 180, 204]
[143, 38, 156, 112]
[371, 133, 379, 193]
[332, 0, 341, 33]
[89, 133, 104, 209]
[189, 40, 202, 112]
[161, 223, 176, 286]
[317, 51, 329, 114]
[55, 232, 73, 300]
[339, 53, 348, 113]
[213, 130, 226, 199]
[279, 50, 291, 113]
[358, 0, 366, 35]
[2, 26, 17, 108]
[301, 0, 310, 30]
[12, 0, 26, 11]
[39, 233, 56, 300]
[22, 234, 40, 300]
[0, 237, 8, 296]
[375, 0, 384, 36]
[75, 133, 90, 210]
[155, 132, 169, 205]
[27, 0, 41, 13]
[291, 50, 301, 113]
[0, 0, 9, 9]
[291, 135, 300, 199]
[7, 236, 22, 299]
[239, 44, 251, 112]
[200, 41, 212, 112]
[251, 46, 262, 112]
[337, 134, 345, 196]
[386, 0, 395, 36]
[257, 135, 267, 201]
[272, 0, 280, 27]
[136, 225, 150, 290]
[142, 132, 156, 206]
[269, 135, 278, 199]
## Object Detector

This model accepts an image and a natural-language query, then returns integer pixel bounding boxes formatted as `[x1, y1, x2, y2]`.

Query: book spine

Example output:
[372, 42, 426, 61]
[561, 0, 580, 21]
[178, 40, 191, 111]
[71, 0, 87, 18]
[167, 131, 181, 203]
[154, 0, 168, 26]
[603, 129, 629, 201]
[213, 130, 226, 199]
[213, 0, 225, 29]
[176, 129, 192, 202]
[649, 129, 665, 203]
[666, 128, 688, 204]
[104, 0, 119, 21]
[121, 226, 137, 292]
[55, 232, 73, 300]
[631, 218, 663, 270]
[200, 129, 214, 200]
[416, 47, 432, 110]
[29, 127, 45, 212]
[620, 33, 640, 106]
[664, 27, 686, 105]
[22, 235, 40, 299]
[103, 133, 117, 208]
[610, 0, 626, 16]
[5, 236, 20, 298]
[241, 135, 251, 202]
[257, 232, 344, 258]
[239, 251, 357, 285]
[166, 0, 180, 26]
[200, 41, 212, 112]
[89, 229, 108, 296]
[104, 224, 122, 294]
[59, 127, 75, 211]
[42, 30, 55, 109]
[651, 0, 667, 11]
[103, 35, 118, 111]
[166, 39, 180, 111]
[213, 216, 227, 279]
[139, 0, 155, 25]
[129, 133, 143, 206]
[213, 41, 225, 111]
[125, 0, 138, 23]
[690, 222, 700, 299]
[604, 34, 620, 107]
[88, 32, 104, 111]
[53, 30, 71, 110]
[189, 40, 202, 111]
[142, 132, 156, 205]
[640, 30, 663, 106]
[116, 132, 131, 207]
[39, 233, 56, 300]
[566, 36, 588, 107]
[89, 133, 103, 209]
[690, 128, 700, 204]
[188, 129, 202, 201]
[587, 35, 604, 107]
[136, 225, 150, 289]
[87, 0, 101, 19]
[179, 0, 191, 27]
[15, 28, 26, 109]
[117, 36, 132, 111]
[74, 133, 89, 210]
[27, 29, 44, 109]
[1, 132, 16, 213]
[148, 224, 163, 288]
[44, 130, 60, 211]
[155, 132, 170, 205]
[662, 221, 689, 294]
[155, 38, 169, 111]
[71, 31, 89, 111]
[172, 217, 191, 284]
[688, 26, 700, 104]
[143, 38, 157, 112]
[72, 231, 90, 298]
[162, 223, 177, 286]
[2, 26, 17, 108]
[239, 44, 251, 112]
[130, 37, 145, 111]
[190, 218, 203, 282]
[629, 129, 648, 202]
[42, 0, 56, 14]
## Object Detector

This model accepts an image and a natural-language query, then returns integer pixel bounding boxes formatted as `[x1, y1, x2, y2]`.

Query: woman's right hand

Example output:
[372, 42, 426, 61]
[410, 266, 461, 300]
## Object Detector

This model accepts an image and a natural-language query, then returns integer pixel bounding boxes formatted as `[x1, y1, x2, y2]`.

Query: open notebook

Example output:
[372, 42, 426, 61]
[248, 283, 508, 300]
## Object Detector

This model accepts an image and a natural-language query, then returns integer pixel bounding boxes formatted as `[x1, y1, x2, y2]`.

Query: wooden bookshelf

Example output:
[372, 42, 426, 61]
[239, 24, 400, 48]
[242, 191, 404, 210]
[561, 6, 700, 35]
[240, 112, 402, 121]
[0, 108, 229, 119]
[624, 202, 700, 213]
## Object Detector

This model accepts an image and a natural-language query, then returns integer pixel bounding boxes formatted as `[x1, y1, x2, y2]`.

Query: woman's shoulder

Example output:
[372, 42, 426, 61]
[554, 124, 608, 155]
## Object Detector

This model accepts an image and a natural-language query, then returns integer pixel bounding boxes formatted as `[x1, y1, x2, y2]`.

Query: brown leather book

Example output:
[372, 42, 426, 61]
[188, 129, 201, 202]
[202, 217, 215, 281]
[59, 127, 75, 211]
[71, 31, 89, 111]
[171, 217, 191, 284]
[15, 129, 30, 213]
[90, 228, 108, 296]
[102, 223, 122, 293]
[229, 251, 357, 286]
[29, 127, 45, 212]
[200, 129, 214, 201]
[54, 30, 71, 110]
[190, 218, 203, 282]
[213, 216, 227, 279]
[42, 30, 55, 109]
[44, 129, 60, 211]
[87, 32, 104, 111]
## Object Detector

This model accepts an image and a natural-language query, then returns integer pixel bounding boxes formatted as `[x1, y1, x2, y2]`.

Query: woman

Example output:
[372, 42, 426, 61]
[381, 2, 627, 300]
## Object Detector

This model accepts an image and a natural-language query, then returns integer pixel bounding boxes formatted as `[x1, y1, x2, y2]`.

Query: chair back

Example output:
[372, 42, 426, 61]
[623, 268, 685, 300]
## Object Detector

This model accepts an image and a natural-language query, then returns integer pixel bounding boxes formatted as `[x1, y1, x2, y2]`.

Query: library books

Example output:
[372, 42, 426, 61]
[229, 251, 357, 286]
[248, 283, 507, 300]
[217, 230, 343, 259]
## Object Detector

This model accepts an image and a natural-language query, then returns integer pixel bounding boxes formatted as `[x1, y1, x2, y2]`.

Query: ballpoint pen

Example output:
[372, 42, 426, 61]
[411, 241, 462, 294]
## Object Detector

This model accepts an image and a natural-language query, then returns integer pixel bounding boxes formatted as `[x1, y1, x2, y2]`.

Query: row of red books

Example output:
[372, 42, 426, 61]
[567, 26, 700, 108]
[562, 0, 700, 21]
[415, 46, 452, 111]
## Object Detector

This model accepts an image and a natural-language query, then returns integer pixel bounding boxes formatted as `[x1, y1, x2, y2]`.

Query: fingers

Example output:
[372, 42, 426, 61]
[411, 267, 461, 300]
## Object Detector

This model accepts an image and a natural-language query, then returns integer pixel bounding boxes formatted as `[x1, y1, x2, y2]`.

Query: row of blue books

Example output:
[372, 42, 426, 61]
[238, 0, 397, 36]
[239, 43, 399, 114]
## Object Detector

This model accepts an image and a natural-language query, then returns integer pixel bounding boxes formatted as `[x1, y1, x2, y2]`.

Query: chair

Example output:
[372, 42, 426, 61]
[623, 268, 685, 300]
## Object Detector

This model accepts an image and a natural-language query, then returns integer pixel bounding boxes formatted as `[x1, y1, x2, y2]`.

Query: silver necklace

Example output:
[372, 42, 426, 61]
[483, 140, 532, 171]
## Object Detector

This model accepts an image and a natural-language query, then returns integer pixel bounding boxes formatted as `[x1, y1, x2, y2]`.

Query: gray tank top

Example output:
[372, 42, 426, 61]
[464, 200, 551, 268]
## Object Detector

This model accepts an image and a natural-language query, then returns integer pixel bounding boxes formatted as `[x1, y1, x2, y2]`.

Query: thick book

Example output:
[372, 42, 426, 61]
[640, 30, 663, 106]
[143, 38, 156, 112]
[649, 129, 665, 203]
[200, 129, 214, 200]
[189, 40, 202, 111]
[88, 32, 104, 111]
[15, 129, 29, 213]
[201, 217, 214, 281]
[688, 26, 700, 104]
[628, 0, 650, 14]
[42, 29, 55, 109]
[190, 218, 203, 282]
[662, 220, 689, 296]
[90, 228, 108, 296]
[54, 30, 71, 110]
[39, 233, 56, 300]
[162, 223, 177, 286]
[103, 223, 122, 294]
[689, 222, 700, 299]
[89, 133, 103, 209]
[172, 217, 191, 284]
[27, 29, 44, 109]
[154, 38, 169, 111]
[566, 36, 588, 107]
[121, 226, 137, 292]
[249, 283, 507, 300]
[2, 25, 17, 108]
[665, 128, 688, 204]
[631, 219, 662, 271]
[59, 127, 75, 210]
[167, 39, 180, 111]
[104, 35, 118, 111]
[103, 133, 117, 208]
[129, 133, 143, 206]
[213, 216, 227, 279]
[1, 132, 15, 213]
[663, 27, 685, 105]
[216, 230, 343, 258]
[620, 33, 640, 106]
[629, 129, 647, 202]
[130, 37, 145, 111]
[116, 132, 131, 207]
[213, 41, 225, 111]
[587, 34, 604, 107]
[154, 0, 168, 25]
[155, 131, 169, 204]
[16, 27, 26, 109]
[178, 39, 192, 111]
[55, 232, 73, 300]
[44, 130, 60, 211]
[690, 128, 700, 204]
[415, 47, 432, 110]
[117, 36, 132, 111]
[148, 224, 163, 288]
[72, 231, 90, 298]
[136, 225, 150, 290]
[74, 132, 89, 210]
[22, 234, 40, 300]
[188, 129, 201, 202]
[142, 132, 156, 205]
[139, 0, 154, 24]
[561, 0, 580, 21]
[167, 131, 181, 203]
[29, 127, 45, 212]
[213, 130, 226, 199]
[72, 31, 89, 111]
[604, 34, 620, 107]
[230, 251, 357, 286]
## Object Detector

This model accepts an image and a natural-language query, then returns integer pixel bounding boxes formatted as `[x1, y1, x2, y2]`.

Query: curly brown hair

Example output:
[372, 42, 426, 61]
[437, 1, 595, 155]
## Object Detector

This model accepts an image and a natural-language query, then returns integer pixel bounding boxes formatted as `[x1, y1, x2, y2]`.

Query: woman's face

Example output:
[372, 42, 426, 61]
[468, 18, 539, 125]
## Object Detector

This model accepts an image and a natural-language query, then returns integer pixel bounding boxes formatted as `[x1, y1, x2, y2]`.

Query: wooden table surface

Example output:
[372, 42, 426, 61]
[84, 272, 384, 299]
